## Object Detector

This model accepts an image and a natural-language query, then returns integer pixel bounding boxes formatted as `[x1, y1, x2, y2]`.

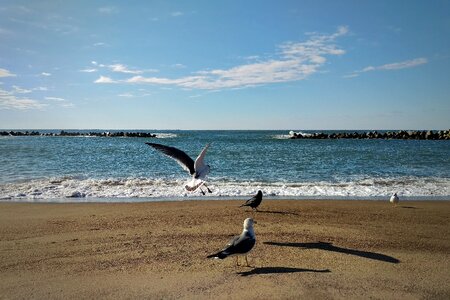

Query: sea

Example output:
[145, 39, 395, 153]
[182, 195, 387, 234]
[1, 130, 449, 202]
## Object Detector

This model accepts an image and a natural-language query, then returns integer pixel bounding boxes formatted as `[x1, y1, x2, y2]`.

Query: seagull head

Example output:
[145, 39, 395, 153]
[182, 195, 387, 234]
[243, 218, 256, 230]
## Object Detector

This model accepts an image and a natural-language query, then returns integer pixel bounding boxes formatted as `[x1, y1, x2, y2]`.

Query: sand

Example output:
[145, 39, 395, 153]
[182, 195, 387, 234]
[1, 200, 449, 299]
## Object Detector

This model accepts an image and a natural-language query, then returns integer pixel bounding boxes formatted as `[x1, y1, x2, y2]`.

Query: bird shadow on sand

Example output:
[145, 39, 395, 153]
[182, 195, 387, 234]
[237, 266, 331, 277]
[400, 206, 419, 209]
[254, 210, 300, 216]
[264, 241, 400, 264]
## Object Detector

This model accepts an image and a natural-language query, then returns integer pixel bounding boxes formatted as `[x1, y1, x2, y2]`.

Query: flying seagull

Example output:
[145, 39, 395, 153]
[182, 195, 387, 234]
[145, 142, 212, 194]
[240, 190, 263, 211]
[390, 192, 399, 205]
[207, 218, 256, 267]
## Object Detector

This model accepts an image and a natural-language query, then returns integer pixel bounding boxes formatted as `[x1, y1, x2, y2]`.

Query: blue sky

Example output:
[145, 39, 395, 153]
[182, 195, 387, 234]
[0, 1, 449, 130]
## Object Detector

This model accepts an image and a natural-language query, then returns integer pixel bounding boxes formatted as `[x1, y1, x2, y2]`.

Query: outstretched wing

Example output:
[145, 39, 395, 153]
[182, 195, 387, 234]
[194, 143, 210, 171]
[146, 143, 195, 175]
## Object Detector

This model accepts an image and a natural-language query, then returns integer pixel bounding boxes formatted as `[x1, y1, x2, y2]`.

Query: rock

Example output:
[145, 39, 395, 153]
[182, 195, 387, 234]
[67, 191, 86, 198]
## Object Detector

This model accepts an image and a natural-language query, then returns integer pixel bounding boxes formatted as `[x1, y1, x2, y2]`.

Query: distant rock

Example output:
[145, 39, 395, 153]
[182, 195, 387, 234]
[67, 191, 86, 198]
[289, 130, 450, 140]
[1, 130, 158, 138]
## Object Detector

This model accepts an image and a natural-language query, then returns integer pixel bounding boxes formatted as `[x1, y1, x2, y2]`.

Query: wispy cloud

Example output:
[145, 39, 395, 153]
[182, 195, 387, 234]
[80, 68, 97, 73]
[0, 68, 16, 77]
[94, 26, 349, 90]
[45, 96, 74, 107]
[346, 57, 428, 78]
[12, 85, 31, 93]
[0, 88, 46, 110]
[98, 6, 118, 14]
[108, 64, 142, 74]
[94, 76, 116, 83]
[41, 72, 51, 76]
[171, 11, 184, 17]
[33, 86, 48, 91]
[118, 93, 134, 98]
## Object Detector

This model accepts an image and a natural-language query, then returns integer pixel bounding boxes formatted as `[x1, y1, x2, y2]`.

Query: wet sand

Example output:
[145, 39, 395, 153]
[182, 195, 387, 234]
[1, 200, 449, 299]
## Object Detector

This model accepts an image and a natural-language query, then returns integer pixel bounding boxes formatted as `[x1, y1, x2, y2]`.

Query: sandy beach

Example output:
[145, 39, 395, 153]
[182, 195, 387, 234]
[1, 200, 449, 299]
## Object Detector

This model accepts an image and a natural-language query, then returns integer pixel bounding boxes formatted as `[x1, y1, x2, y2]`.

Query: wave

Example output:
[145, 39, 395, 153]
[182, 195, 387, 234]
[273, 131, 314, 139]
[154, 133, 178, 139]
[1, 176, 449, 201]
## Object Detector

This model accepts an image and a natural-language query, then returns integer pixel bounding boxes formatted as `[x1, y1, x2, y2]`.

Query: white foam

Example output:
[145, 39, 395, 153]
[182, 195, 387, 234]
[1, 176, 449, 201]
[154, 133, 178, 139]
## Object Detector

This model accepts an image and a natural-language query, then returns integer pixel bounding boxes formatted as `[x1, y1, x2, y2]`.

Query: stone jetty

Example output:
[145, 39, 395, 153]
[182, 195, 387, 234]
[0, 130, 157, 138]
[289, 130, 450, 140]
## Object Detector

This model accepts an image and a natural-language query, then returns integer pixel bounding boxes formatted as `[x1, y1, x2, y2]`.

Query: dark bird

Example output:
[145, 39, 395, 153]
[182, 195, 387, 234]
[207, 218, 256, 266]
[146, 142, 212, 194]
[240, 190, 263, 211]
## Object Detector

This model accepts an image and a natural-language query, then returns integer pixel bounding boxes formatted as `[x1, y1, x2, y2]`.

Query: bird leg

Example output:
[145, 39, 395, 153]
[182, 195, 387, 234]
[244, 255, 250, 267]
[235, 256, 240, 266]
[203, 183, 212, 193]
[199, 187, 205, 195]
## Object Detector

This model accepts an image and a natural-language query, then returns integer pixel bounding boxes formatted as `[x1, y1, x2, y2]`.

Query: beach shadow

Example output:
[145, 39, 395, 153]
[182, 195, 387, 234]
[401, 206, 418, 209]
[264, 241, 400, 264]
[237, 266, 330, 277]
[256, 210, 299, 216]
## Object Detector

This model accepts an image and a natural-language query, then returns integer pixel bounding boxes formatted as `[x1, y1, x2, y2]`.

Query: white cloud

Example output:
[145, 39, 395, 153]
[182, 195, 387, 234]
[0, 68, 16, 77]
[0, 88, 46, 110]
[172, 63, 186, 69]
[45, 96, 74, 107]
[33, 86, 48, 91]
[171, 11, 184, 17]
[12, 85, 31, 93]
[94, 26, 348, 90]
[347, 57, 428, 78]
[93, 42, 107, 47]
[80, 68, 97, 73]
[45, 96, 65, 101]
[108, 64, 142, 74]
[118, 93, 134, 98]
[376, 57, 428, 70]
[0, 27, 13, 35]
[94, 76, 116, 83]
[41, 72, 51, 76]
[98, 6, 118, 14]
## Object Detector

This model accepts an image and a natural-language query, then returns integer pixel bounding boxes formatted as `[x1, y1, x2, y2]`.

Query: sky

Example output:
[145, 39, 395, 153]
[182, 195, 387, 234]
[0, 1, 449, 130]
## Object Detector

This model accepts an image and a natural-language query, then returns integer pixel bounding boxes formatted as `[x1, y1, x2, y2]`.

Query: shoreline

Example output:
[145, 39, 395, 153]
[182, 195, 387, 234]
[2, 195, 450, 203]
[1, 199, 449, 299]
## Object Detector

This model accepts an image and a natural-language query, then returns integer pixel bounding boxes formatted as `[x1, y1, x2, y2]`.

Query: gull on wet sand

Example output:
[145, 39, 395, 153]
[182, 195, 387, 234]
[390, 192, 399, 205]
[240, 190, 263, 211]
[145, 142, 212, 195]
[207, 218, 256, 267]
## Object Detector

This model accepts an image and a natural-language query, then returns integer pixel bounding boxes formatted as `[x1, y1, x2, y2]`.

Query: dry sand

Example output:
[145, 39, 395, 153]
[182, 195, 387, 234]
[1, 200, 449, 299]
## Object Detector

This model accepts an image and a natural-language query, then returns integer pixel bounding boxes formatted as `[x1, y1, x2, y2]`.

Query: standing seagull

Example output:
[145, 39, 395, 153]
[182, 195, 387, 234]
[145, 142, 212, 194]
[240, 190, 263, 211]
[390, 192, 399, 205]
[207, 218, 256, 267]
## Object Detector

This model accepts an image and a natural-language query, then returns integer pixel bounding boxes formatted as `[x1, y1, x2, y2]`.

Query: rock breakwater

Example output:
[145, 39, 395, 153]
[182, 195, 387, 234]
[289, 130, 450, 140]
[0, 130, 157, 138]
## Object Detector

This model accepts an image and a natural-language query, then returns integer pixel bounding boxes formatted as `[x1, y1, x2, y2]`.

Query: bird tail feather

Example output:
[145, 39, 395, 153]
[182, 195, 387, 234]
[207, 252, 227, 259]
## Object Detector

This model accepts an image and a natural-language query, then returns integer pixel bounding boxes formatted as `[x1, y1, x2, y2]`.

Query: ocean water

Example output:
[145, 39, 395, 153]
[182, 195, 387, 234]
[0, 130, 449, 201]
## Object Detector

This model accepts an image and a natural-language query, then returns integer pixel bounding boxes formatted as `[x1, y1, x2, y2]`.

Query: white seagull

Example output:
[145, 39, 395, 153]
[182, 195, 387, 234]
[390, 192, 399, 205]
[146, 142, 212, 194]
[207, 218, 256, 267]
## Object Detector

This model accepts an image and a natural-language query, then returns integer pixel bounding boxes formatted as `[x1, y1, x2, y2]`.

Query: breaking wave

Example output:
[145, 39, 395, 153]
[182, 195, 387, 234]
[1, 176, 449, 201]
